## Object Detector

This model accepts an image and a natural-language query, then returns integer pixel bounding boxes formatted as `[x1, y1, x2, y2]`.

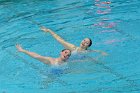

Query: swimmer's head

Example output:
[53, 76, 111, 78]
[80, 38, 92, 49]
[88, 38, 92, 47]
[60, 49, 71, 61]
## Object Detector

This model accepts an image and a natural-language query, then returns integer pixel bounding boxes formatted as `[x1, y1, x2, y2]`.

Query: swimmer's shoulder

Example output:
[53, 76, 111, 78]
[53, 59, 66, 66]
[47, 57, 57, 65]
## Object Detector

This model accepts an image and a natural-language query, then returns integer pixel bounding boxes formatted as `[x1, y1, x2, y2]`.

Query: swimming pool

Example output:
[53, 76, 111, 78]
[0, 0, 140, 92]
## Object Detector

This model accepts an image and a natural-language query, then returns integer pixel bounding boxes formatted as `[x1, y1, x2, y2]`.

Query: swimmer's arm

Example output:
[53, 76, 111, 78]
[40, 27, 77, 50]
[89, 49, 108, 56]
[16, 44, 50, 64]
[22, 50, 50, 64]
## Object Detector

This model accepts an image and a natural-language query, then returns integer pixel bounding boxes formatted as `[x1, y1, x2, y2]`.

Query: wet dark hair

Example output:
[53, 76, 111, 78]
[88, 38, 92, 47]
[61, 49, 71, 56]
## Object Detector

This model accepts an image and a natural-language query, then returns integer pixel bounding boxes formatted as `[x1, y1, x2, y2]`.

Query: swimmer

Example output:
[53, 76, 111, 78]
[40, 27, 108, 56]
[16, 44, 71, 65]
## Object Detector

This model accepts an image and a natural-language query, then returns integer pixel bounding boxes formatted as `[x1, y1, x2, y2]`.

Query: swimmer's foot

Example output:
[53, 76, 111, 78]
[101, 52, 109, 56]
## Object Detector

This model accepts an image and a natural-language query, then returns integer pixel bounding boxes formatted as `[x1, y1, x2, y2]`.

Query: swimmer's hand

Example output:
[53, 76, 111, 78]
[40, 26, 51, 32]
[16, 44, 24, 52]
[101, 52, 108, 56]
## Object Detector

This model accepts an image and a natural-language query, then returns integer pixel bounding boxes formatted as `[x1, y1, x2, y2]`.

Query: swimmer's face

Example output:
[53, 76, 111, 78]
[60, 49, 71, 61]
[80, 38, 91, 49]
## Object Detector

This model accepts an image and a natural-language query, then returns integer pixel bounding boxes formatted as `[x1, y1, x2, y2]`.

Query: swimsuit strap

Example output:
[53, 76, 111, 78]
[72, 47, 79, 54]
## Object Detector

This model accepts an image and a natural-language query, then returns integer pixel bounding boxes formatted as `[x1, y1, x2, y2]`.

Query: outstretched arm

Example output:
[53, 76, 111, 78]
[89, 49, 108, 56]
[40, 26, 77, 51]
[16, 44, 51, 64]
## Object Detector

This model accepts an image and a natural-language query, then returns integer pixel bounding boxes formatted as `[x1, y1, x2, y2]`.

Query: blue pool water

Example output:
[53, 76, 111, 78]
[0, 0, 140, 93]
